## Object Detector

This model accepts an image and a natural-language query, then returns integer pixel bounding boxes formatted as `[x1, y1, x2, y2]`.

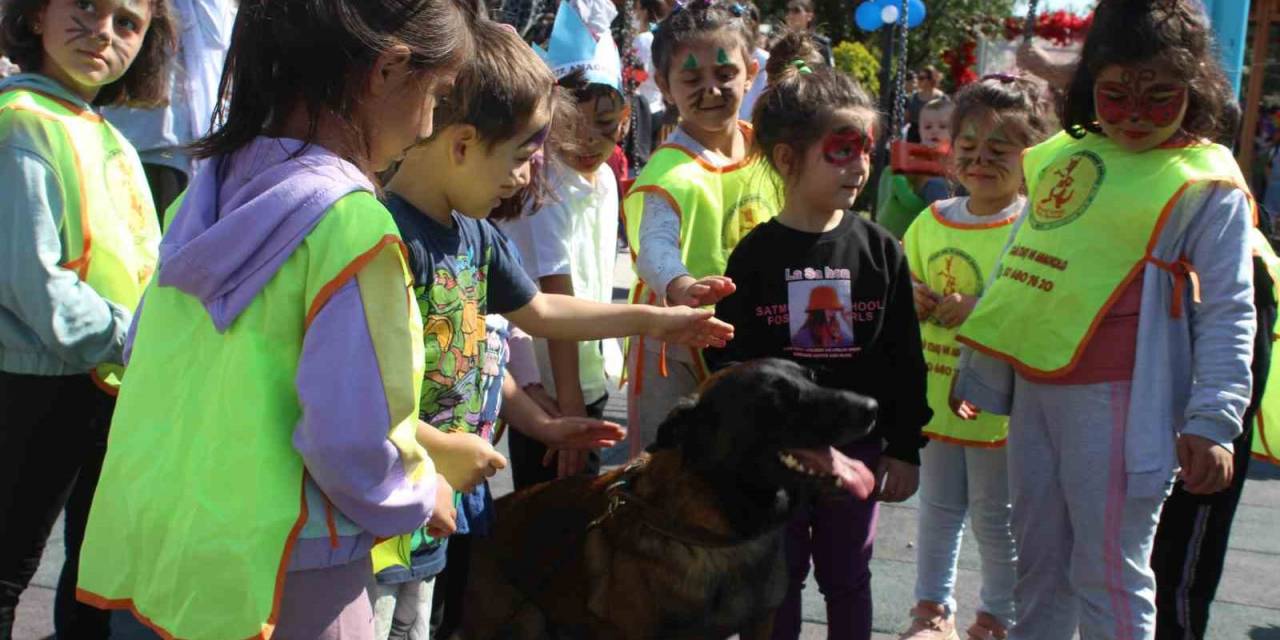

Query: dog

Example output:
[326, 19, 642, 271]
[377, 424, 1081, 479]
[457, 358, 879, 640]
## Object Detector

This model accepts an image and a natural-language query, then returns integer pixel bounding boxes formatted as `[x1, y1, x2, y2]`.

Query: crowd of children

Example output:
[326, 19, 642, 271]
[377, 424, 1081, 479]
[0, 0, 1272, 639]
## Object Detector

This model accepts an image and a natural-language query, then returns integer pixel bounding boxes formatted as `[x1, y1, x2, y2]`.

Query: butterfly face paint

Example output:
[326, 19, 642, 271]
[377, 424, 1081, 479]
[821, 129, 874, 167]
[1093, 64, 1189, 151]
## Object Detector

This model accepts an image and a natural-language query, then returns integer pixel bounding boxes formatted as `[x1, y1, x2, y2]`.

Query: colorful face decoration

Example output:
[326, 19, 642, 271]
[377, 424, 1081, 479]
[1093, 64, 1189, 151]
[821, 128, 874, 167]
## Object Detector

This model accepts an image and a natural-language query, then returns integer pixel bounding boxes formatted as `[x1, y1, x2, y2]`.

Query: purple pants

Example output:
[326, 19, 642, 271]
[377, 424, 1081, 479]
[772, 441, 881, 640]
[275, 555, 375, 639]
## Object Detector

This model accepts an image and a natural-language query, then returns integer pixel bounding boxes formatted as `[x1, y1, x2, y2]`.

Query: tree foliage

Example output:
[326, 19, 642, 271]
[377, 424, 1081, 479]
[833, 40, 881, 95]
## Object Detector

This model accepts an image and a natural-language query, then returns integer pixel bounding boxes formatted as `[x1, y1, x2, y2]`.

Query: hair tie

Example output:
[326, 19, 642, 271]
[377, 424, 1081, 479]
[791, 59, 813, 74]
[728, 2, 746, 16]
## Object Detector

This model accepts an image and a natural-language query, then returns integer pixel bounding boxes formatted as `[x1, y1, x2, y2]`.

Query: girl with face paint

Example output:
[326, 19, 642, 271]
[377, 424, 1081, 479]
[0, 0, 176, 636]
[706, 63, 932, 640]
[900, 75, 1054, 640]
[952, 2, 1258, 639]
[621, 0, 781, 456]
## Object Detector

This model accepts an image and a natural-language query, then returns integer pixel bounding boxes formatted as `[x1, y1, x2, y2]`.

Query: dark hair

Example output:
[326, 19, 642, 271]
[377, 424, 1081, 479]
[1060, 0, 1233, 141]
[434, 19, 554, 147]
[764, 30, 824, 83]
[786, 0, 813, 11]
[638, 0, 670, 21]
[651, 0, 754, 81]
[192, 0, 473, 168]
[950, 75, 1055, 148]
[0, 0, 178, 107]
[752, 65, 877, 176]
[917, 65, 939, 83]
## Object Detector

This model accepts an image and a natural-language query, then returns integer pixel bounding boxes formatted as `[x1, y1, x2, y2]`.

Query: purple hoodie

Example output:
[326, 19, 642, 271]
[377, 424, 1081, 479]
[148, 137, 435, 569]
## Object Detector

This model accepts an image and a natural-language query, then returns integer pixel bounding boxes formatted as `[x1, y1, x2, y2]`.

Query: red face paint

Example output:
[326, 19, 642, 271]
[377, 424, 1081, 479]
[822, 129, 874, 166]
[1094, 68, 1187, 127]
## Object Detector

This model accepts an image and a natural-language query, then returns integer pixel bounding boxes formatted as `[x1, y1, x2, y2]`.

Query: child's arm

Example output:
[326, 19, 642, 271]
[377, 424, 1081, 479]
[499, 372, 625, 450]
[1180, 185, 1256, 494]
[415, 422, 508, 493]
[538, 274, 588, 418]
[505, 293, 732, 347]
[635, 193, 736, 307]
[294, 265, 436, 538]
[875, 243, 933, 502]
[0, 146, 132, 368]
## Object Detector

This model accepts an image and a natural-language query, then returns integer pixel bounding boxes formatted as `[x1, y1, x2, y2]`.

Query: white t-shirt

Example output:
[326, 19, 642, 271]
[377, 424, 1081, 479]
[739, 48, 771, 121]
[499, 160, 620, 404]
[633, 31, 665, 116]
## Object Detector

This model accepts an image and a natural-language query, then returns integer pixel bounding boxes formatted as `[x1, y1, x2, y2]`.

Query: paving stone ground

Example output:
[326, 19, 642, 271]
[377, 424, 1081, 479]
[14, 251, 1280, 639]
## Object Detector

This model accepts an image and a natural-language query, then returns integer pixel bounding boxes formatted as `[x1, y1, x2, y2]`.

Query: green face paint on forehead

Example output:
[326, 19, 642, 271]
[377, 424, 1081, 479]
[716, 48, 731, 65]
[683, 54, 699, 71]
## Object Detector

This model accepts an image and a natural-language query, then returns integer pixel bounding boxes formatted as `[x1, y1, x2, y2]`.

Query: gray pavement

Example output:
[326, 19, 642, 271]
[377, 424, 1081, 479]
[13, 251, 1280, 639]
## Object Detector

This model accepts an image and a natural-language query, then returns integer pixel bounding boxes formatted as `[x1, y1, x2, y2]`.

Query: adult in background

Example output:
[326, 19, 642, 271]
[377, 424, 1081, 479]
[103, 0, 236, 222]
[783, 0, 832, 66]
[905, 65, 944, 143]
[737, 0, 768, 120]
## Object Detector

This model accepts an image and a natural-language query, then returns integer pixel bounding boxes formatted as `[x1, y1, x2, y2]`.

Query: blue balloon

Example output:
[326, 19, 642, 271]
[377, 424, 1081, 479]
[907, 0, 926, 27]
[855, 1, 882, 31]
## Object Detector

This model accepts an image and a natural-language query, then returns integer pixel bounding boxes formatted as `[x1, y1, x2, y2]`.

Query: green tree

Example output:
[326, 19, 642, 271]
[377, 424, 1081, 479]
[833, 40, 881, 95]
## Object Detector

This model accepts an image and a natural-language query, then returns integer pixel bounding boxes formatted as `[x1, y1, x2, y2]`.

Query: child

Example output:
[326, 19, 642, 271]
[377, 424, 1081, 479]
[900, 76, 1054, 640]
[499, 0, 628, 486]
[625, 0, 779, 455]
[954, 2, 1255, 638]
[707, 63, 931, 640]
[381, 18, 732, 637]
[915, 96, 956, 204]
[73, 2, 474, 637]
[0, 0, 174, 636]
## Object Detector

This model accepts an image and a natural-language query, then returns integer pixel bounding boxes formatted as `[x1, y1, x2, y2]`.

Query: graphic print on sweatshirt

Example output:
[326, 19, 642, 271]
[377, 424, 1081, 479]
[781, 266, 883, 358]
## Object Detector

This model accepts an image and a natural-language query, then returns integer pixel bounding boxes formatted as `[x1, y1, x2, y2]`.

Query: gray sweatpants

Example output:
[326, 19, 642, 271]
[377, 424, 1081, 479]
[1008, 376, 1171, 640]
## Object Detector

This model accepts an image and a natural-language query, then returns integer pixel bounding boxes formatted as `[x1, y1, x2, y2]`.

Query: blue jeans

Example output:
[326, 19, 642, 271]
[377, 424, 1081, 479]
[913, 439, 1017, 627]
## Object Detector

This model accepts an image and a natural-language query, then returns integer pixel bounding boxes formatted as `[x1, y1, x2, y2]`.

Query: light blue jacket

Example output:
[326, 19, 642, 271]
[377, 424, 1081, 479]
[956, 183, 1256, 497]
[0, 74, 132, 375]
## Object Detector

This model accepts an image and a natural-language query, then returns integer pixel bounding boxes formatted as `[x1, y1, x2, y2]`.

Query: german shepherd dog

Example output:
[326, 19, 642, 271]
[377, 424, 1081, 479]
[457, 358, 879, 640]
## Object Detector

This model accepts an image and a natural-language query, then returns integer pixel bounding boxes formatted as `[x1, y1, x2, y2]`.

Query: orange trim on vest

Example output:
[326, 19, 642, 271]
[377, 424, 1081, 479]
[89, 370, 117, 397]
[0, 87, 103, 122]
[928, 202, 1021, 231]
[305, 235, 406, 329]
[653, 122, 757, 173]
[76, 474, 311, 640]
[924, 432, 1008, 449]
[956, 178, 1225, 379]
[323, 497, 340, 549]
[1145, 256, 1200, 318]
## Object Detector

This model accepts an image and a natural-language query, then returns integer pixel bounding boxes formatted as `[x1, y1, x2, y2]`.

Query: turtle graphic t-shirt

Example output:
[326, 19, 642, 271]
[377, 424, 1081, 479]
[387, 194, 538, 436]
[706, 213, 931, 464]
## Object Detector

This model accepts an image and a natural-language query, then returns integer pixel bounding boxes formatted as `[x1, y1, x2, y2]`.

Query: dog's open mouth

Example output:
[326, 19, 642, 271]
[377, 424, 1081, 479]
[778, 448, 876, 499]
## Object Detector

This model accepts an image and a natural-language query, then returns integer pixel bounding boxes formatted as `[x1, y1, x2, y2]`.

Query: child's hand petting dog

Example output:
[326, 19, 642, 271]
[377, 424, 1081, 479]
[874, 457, 920, 503]
[431, 431, 508, 493]
[646, 306, 735, 349]
[528, 416, 625, 451]
[427, 474, 457, 539]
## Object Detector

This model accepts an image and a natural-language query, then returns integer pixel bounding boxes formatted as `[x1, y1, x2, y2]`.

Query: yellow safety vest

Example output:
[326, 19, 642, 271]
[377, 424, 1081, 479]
[904, 202, 1016, 446]
[77, 192, 428, 640]
[622, 130, 781, 384]
[1250, 228, 1280, 466]
[0, 87, 158, 390]
[957, 132, 1247, 376]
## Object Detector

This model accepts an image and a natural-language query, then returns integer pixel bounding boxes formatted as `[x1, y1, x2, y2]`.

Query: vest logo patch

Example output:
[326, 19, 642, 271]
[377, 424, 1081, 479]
[1030, 150, 1105, 230]
[925, 248, 983, 325]
[723, 193, 770, 250]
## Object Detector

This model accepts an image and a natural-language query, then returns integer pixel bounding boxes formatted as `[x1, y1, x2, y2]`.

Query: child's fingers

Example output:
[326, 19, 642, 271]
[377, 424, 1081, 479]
[542, 449, 557, 468]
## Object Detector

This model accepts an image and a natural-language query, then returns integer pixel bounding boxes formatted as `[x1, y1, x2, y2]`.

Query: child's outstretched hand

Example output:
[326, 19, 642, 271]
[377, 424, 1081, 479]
[529, 416, 626, 451]
[667, 275, 736, 308]
[932, 292, 978, 328]
[1177, 434, 1233, 495]
[431, 431, 508, 493]
[426, 474, 457, 539]
[913, 282, 941, 320]
[646, 306, 734, 348]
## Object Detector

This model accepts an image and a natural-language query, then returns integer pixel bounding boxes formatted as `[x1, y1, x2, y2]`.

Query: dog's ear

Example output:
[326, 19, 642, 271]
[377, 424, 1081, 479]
[647, 395, 702, 453]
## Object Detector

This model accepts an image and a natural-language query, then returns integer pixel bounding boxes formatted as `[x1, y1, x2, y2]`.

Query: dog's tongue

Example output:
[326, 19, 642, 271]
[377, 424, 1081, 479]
[790, 447, 876, 499]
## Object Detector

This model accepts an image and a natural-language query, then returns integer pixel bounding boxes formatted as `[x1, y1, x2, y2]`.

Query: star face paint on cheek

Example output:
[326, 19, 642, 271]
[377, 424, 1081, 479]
[822, 129, 874, 166]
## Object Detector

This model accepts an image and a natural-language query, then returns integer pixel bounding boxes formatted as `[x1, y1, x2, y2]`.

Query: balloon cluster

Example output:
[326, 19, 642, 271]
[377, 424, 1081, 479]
[854, 0, 925, 31]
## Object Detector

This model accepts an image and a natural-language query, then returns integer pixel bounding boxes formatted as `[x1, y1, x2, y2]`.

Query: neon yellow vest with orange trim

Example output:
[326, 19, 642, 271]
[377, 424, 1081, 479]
[904, 203, 1015, 446]
[1249, 228, 1280, 466]
[957, 132, 1247, 376]
[0, 87, 159, 391]
[77, 192, 428, 640]
[622, 140, 781, 380]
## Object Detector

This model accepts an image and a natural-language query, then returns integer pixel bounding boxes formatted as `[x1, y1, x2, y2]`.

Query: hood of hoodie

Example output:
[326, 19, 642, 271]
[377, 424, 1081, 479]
[0, 73, 95, 109]
[157, 137, 375, 331]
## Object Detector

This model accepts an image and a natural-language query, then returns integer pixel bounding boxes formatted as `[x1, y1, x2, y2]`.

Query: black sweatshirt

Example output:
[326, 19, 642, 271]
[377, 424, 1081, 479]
[705, 213, 932, 464]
